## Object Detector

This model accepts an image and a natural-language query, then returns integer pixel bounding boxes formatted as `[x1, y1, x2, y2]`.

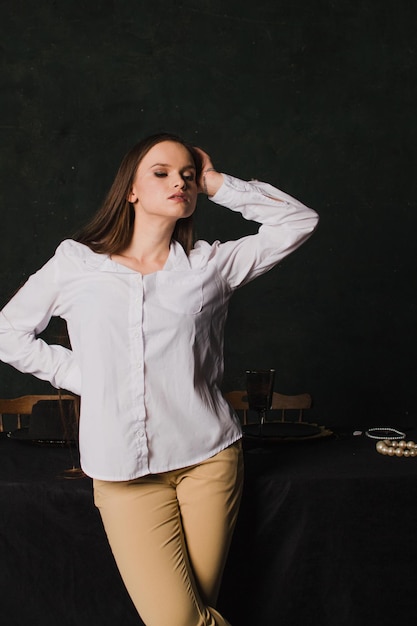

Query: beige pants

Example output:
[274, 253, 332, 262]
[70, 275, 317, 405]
[94, 441, 243, 626]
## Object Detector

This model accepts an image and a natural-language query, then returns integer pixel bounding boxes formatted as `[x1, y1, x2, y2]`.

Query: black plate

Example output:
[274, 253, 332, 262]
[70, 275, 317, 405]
[7, 428, 76, 447]
[242, 421, 333, 442]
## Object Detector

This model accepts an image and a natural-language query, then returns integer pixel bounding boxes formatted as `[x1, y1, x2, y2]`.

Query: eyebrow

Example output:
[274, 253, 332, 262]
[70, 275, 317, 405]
[150, 162, 196, 169]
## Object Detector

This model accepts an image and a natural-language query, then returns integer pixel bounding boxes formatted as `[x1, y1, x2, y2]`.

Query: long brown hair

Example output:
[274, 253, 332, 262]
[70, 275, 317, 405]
[75, 133, 203, 255]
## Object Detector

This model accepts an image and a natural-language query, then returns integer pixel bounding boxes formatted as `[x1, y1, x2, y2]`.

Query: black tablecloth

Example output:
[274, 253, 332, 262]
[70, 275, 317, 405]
[1, 429, 416, 626]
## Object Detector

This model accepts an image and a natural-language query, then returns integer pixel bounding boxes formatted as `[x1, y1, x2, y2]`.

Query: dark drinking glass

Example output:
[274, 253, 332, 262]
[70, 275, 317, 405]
[245, 369, 275, 435]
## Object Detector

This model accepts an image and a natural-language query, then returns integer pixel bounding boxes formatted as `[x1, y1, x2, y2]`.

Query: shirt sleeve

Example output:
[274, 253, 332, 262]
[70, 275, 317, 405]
[207, 174, 319, 290]
[0, 248, 81, 394]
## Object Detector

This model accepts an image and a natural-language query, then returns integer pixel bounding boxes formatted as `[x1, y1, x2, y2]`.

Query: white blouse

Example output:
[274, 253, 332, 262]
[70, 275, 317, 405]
[0, 174, 318, 480]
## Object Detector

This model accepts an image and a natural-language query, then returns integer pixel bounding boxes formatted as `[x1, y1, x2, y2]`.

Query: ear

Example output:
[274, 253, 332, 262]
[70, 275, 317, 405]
[128, 188, 138, 203]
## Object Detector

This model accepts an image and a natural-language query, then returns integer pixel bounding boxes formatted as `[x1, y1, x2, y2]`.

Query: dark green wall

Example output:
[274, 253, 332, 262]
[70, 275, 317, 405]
[1, 0, 416, 427]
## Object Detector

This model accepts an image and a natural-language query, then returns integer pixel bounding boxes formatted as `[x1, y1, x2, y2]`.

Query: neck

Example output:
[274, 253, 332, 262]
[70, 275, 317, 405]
[128, 220, 173, 259]
[112, 213, 175, 275]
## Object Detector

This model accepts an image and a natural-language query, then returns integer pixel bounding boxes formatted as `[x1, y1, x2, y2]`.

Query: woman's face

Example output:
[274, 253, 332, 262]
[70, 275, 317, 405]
[128, 141, 198, 222]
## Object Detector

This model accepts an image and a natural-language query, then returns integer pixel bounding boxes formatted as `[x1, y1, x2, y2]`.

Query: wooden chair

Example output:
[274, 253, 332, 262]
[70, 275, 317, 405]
[0, 394, 76, 432]
[271, 392, 312, 422]
[223, 391, 251, 425]
[224, 390, 312, 425]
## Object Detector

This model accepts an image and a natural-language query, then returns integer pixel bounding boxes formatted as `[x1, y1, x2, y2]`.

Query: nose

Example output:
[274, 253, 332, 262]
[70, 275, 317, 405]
[173, 172, 187, 189]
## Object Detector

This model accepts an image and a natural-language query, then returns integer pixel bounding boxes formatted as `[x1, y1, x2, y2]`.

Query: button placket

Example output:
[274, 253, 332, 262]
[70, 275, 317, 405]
[130, 274, 147, 469]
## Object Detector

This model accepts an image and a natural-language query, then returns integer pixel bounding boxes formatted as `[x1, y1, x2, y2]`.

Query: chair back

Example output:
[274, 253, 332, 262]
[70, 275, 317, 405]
[271, 392, 312, 422]
[0, 394, 76, 432]
[224, 390, 312, 424]
[223, 391, 250, 424]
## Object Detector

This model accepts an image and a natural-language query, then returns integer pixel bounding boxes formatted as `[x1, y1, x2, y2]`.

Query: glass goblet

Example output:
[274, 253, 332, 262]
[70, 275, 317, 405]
[245, 369, 275, 436]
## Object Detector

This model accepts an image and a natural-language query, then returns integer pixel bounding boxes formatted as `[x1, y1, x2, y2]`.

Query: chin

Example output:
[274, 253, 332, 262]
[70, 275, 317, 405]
[178, 206, 196, 219]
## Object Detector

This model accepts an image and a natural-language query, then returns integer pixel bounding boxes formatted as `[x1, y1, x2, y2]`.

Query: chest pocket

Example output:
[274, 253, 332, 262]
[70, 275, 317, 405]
[156, 272, 203, 314]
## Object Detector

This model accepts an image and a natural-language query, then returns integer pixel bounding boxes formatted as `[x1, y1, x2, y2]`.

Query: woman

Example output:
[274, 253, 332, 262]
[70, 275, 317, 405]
[0, 132, 318, 625]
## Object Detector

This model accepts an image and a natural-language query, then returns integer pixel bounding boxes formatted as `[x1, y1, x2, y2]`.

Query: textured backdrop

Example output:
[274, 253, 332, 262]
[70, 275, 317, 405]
[1, 0, 416, 427]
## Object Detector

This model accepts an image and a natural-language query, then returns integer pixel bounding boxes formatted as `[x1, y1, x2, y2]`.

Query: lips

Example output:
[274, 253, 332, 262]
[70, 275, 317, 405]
[169, 193, 188, 201]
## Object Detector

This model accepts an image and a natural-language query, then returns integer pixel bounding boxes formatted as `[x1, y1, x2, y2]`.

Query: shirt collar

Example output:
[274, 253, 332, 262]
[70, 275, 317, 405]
[83, 240, 191, 273]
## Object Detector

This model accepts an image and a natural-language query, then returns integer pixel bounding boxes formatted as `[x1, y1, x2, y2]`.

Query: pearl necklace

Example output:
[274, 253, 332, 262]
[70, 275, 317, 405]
[376, 439, 417, 457]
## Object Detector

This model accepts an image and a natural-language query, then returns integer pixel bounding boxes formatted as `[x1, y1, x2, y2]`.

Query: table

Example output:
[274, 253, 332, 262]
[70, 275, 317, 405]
[1, 428, 416, 625]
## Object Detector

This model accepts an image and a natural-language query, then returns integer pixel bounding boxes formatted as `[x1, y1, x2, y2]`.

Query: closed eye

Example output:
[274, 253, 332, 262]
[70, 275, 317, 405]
[152, 169, 195, 181]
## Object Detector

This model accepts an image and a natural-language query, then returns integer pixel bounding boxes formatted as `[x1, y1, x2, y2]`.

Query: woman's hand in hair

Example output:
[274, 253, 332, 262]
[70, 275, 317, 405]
[193, 147, 224, 197]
